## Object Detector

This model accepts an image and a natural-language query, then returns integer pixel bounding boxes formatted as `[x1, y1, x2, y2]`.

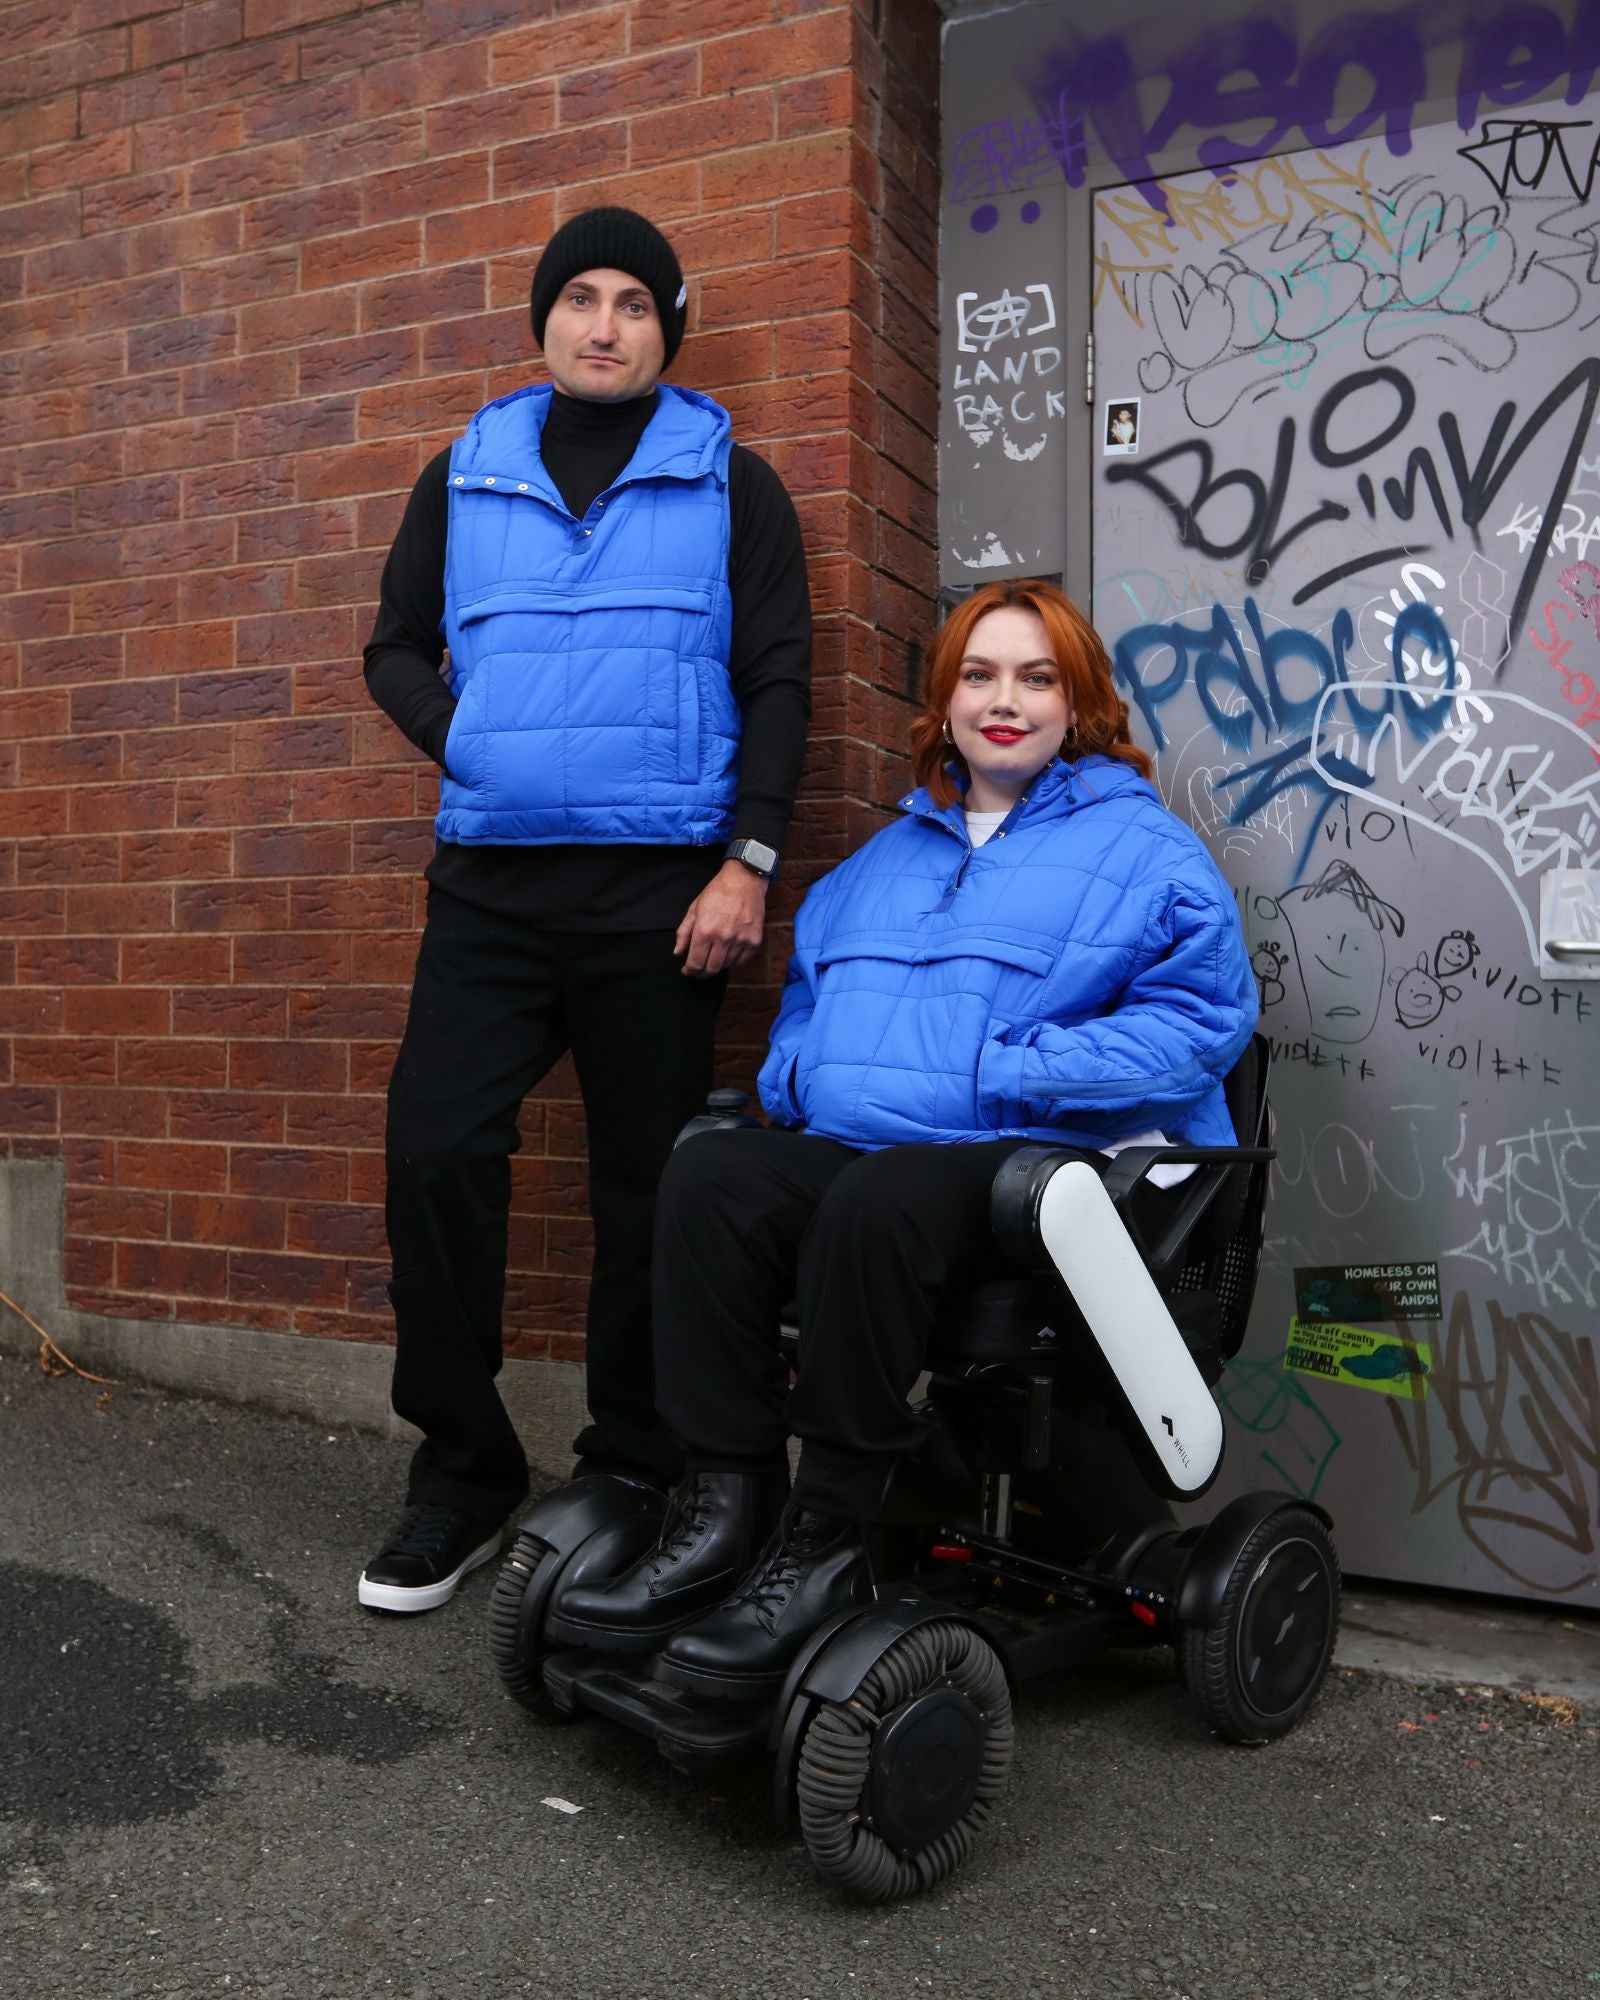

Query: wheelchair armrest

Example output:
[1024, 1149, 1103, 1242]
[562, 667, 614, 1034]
[674, 1087, 765, 1149]
[1100, 1145, 1275, 1281]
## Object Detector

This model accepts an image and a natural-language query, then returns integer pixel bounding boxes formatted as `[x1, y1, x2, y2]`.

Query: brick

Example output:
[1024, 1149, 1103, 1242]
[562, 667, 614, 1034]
[229, 1037, 347, 1092]
[190, 141, 307, 217]
[182, 38, 298, 113]
[175, 774, 291, 828]
[299, 3, 418, 80]
[423, 189, 552, 267]
[121, 937, 226, 985]
[304, 113, 425, 188]
[124, 622, 235, 676]
[30, 129, 134, 194]
[230, 1144, 347, 1200]
[285, 1090, 382, 1146]
[172, 985, 287, 1036]
[359, 261, 483, 333]
[421, 305, 527, 374]
[239, 289, 357, 354]
[631, 88, 773, 169]
[181, 352, 296, 417]
[175, 881, 290, 932]
[125, 412, 238, 476]
[118, 1140, 229, 1194]
[232, 930, 348, 983]
[363, 38, 486, 117]
[75, 473, 182, 534]
[16, 1036, 118, 1086]
[59, 1085, 165, 1138]
[492, 8, 624, 85]
[425, 77, 552, 160]
[235, 714, 352, 772]
[233, 823, 353, 877]
[65, 883, 174, 934]
[242, 180, 363, 253]
[72, 368, 184, 436]
[14, 829, 119, 884]
[492, 123, 618, 199]
[284, 1198, 380, 1257]
[176, 562, 292, 622]
[236, 502, 355, 566]
[237, 395, 356, 457]
[294, 546, 383, 609]
[228, 1247, 346, 1306]
[235, 607, 355, 666]
[182, 245, 299, 312]
[19, 735, 122, 786]
[0, 193, 83, 255]
[287, 873, 410, 931]
[70, 679, 178, 734]
[113, 827, 228, 886]
[118, 1037, 228, 1087]
[68, 1185, 169, 1241]
[117, 1240, 229, 1297]
[170, 1190, 284, 1249]
[242, 73, 361, 146]
[171, 1089, 285, 1143]
[80, 64, 187, 136]
[122, 520, 234, 576]
[296, 225, 416, 294]
[133, 103, 245, 174]
[297, 329, 419, 398]
[129, 207, 241, 277]
[70, 783, 175, 835]
[365, 152, 488, 228]
[0, 983, 63, 1033]
[288, 984, 409, 1038]
[0, 1085, 59, 1134]
[0, 95, 78, 157]
[354, 370, 482, 441]
[119, 724, 233, 780]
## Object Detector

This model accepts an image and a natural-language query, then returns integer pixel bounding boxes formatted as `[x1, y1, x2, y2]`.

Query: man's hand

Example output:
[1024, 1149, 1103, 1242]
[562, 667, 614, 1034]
[674, 859, 769, 977]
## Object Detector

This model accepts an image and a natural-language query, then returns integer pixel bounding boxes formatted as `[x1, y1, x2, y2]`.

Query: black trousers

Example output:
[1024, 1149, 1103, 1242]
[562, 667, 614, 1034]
[385, 887, 723, 1519]
[653, 1128, 1049, 1519]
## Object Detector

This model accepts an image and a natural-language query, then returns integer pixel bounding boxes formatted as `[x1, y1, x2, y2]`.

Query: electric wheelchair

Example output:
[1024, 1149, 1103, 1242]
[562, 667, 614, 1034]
[488, 1036, 1340, 1900]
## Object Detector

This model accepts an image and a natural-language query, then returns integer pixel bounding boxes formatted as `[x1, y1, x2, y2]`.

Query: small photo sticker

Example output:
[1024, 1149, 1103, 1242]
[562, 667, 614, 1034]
[1103, 397, 1141, 456]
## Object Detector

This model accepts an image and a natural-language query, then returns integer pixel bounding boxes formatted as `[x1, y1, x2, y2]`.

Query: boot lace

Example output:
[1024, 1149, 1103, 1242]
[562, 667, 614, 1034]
[647, 1474, 719, 1577]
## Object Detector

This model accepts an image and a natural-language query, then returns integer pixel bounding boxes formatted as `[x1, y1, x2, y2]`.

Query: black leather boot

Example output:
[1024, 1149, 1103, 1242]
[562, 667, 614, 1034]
[654, 1505, 875, 1700]
[547, 1465, 789, 1653]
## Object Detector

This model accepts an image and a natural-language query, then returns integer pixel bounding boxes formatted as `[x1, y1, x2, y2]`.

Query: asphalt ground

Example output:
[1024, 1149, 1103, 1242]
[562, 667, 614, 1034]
[2, 1348, 1597, 2000]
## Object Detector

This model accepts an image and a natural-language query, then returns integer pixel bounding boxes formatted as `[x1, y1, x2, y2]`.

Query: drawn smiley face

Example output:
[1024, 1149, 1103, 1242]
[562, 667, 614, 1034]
[1393, 956, 1447, 1029]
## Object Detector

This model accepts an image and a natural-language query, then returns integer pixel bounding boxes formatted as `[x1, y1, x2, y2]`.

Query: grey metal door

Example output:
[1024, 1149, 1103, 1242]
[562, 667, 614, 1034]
[1089, 115, 1600, 1599]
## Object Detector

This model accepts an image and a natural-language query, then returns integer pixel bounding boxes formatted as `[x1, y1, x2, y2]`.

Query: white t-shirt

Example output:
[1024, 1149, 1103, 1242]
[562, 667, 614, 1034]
[964, 806, 1194, 1186]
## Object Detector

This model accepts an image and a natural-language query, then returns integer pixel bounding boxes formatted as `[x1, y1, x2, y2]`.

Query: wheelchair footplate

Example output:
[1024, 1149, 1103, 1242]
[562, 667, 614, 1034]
[542, 1650, 771, 1771]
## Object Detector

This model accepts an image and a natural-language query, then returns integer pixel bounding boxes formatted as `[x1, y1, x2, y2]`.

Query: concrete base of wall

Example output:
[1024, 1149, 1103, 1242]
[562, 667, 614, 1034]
[0, 1158, 586, 1481]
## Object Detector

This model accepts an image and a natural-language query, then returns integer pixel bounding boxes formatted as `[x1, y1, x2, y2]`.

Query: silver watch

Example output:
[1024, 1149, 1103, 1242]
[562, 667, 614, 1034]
[727, 838, 779, 880]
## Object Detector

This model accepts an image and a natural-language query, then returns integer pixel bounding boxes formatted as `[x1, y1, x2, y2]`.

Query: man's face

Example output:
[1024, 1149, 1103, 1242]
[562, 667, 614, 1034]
[540, 266, 667, 402]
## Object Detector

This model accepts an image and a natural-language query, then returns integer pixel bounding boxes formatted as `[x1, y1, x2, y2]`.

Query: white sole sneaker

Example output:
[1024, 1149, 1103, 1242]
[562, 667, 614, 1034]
[357, 1528, 503, 1613]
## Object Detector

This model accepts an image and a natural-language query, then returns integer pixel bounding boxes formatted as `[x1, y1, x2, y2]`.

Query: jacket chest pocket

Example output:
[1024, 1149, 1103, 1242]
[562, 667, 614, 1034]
[454, 583, 715, 782]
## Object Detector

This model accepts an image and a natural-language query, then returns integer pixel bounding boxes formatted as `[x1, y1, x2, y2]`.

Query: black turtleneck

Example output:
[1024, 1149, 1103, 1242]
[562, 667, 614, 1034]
[362, 387, 813, 930]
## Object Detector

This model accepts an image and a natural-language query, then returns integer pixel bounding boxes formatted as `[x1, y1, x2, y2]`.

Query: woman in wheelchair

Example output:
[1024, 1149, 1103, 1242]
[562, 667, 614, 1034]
[554, 578, 1259, 1699]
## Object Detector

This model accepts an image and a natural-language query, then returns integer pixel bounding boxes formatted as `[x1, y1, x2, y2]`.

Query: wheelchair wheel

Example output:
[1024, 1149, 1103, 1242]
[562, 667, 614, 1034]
[1181, 1505, 1340, 1744]
[487, 1531, 574, 1718]
[792, 1619, 1014, 1901]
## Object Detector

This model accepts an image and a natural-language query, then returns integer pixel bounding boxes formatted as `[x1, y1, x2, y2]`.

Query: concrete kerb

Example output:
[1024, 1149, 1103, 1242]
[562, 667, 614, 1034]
[0, 1157, 586, 1478]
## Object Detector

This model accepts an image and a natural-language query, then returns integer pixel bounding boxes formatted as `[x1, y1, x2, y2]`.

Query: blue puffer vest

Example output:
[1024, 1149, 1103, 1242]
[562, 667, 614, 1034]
[757, 756, 1258, 1150]
[437, 382, 737, 846]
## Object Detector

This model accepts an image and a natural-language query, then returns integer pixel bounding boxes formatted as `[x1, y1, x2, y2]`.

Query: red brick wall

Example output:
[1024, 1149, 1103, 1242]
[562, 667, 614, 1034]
[0, 0, 940, 1366]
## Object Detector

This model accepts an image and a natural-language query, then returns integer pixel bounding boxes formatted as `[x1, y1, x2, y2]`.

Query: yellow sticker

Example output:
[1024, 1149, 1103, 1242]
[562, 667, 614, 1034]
[1283, 1317, 1430, 1399]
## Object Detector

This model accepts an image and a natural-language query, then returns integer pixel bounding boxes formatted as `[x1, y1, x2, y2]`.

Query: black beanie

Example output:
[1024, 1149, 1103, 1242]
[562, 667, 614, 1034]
[529, 207, 687, 367]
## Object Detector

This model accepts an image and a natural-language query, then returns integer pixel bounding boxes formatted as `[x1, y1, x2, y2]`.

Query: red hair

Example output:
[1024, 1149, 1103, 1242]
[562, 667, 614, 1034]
[909, 579, 1152, 808]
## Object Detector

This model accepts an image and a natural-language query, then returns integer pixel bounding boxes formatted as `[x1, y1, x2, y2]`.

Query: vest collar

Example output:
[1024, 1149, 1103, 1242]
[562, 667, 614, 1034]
[452, 381, 731, 509]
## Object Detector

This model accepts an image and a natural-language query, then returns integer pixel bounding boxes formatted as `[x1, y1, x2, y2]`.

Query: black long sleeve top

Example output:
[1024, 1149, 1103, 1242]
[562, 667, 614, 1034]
[363, 388, 813, 929]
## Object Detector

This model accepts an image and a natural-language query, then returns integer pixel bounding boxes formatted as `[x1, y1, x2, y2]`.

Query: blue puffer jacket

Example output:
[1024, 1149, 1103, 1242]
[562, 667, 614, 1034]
[758, 756, 1258, 1149]
[437, 382, 737, 846]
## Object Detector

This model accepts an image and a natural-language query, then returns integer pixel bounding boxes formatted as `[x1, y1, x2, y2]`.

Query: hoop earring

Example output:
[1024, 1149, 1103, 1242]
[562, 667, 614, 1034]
[941, 719, 954, 745]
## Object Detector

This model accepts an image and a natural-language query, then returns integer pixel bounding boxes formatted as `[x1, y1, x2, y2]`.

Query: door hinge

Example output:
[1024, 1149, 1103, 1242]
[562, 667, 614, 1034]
[1085, 329, 1095, 407]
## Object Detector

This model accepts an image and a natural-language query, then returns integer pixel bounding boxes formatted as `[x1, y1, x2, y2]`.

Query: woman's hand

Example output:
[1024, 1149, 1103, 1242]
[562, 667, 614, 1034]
[675, 860, 769, 977]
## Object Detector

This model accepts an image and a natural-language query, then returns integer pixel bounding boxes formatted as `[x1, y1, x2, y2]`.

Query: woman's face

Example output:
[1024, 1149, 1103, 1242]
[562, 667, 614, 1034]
[946, 604, 1073, 813]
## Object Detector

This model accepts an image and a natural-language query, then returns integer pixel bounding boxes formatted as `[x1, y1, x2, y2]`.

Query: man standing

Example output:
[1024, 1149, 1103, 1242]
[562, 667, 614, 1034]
[358, 208, 812, 1612]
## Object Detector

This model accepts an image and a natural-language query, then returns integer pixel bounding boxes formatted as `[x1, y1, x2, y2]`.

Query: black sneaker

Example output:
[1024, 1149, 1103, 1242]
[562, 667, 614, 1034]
[358, 1503, 504, 1613]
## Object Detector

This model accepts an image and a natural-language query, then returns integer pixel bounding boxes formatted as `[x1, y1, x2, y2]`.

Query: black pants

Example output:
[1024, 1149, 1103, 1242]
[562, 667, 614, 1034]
[385, 887, 723, 1519]
[653, 1128, 1050, 1519]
